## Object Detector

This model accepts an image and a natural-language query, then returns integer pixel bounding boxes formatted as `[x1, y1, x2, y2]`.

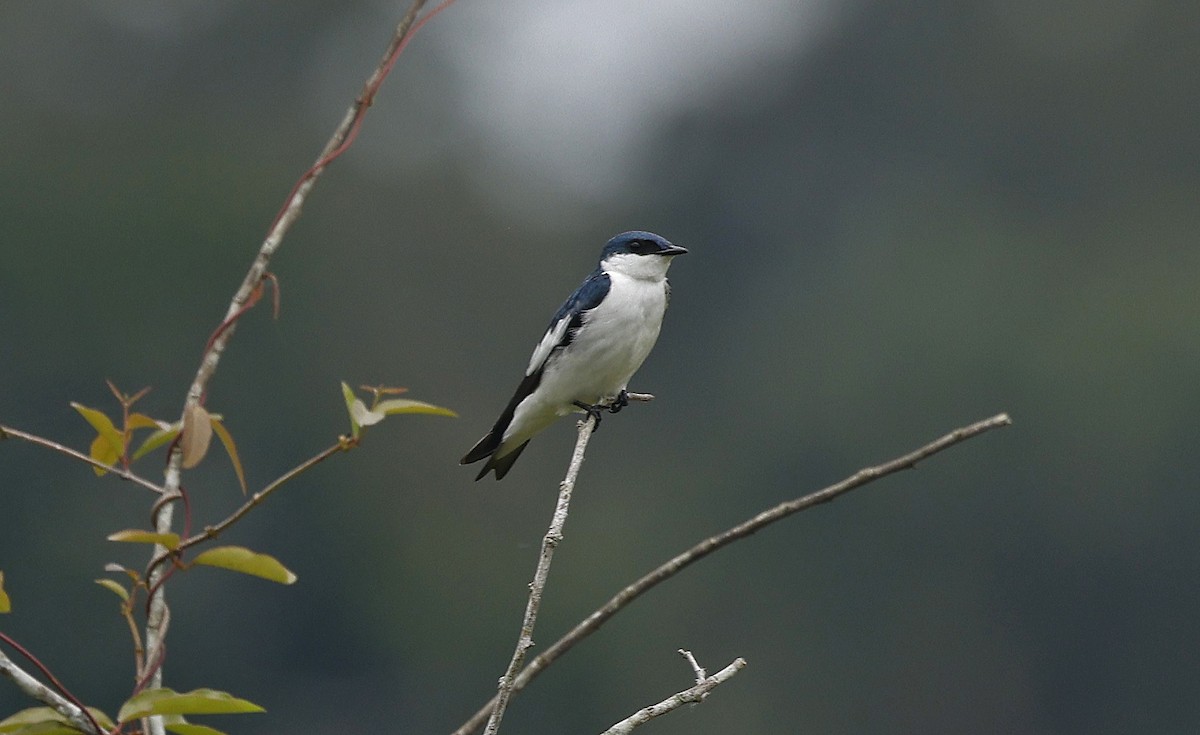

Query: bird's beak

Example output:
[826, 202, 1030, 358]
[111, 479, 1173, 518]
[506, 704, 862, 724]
[662, 244, 688, 256]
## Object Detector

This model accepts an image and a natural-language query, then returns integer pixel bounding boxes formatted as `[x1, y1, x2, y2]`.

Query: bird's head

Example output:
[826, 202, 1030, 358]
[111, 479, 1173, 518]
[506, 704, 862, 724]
[599, 231, 688, 280]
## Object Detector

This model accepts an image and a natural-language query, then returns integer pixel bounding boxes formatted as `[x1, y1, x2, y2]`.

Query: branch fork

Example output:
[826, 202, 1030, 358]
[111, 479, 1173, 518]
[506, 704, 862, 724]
[455, 412, 1012, 735]
[600, 655, 747, 735]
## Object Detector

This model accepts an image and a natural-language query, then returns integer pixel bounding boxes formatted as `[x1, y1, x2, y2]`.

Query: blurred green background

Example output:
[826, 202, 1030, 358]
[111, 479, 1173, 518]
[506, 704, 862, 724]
[2, 2, 1198, 733]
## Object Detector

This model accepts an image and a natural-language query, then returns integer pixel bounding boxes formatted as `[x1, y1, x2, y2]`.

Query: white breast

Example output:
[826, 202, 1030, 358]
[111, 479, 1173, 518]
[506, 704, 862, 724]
[553, 270, 668, 402]
[503, 271, 669, 446]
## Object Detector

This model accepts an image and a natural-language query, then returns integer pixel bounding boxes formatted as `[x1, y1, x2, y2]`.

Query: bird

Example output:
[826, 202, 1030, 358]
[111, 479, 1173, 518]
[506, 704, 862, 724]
[461, 231, 687, 480]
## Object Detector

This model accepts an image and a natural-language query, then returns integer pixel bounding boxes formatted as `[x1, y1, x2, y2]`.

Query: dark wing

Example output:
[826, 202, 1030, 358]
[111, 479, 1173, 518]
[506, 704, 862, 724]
[460, 270, 611, 480]
[525, 270, 611, 376]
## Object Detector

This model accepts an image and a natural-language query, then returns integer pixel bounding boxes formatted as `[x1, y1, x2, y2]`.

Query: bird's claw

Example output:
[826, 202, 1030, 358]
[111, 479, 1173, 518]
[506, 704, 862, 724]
[573, 400, 605, 431]
[573, 391, 631, 431]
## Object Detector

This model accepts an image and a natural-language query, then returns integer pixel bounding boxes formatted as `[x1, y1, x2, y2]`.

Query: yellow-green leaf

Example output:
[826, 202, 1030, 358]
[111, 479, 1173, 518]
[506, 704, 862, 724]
[117, 688, 264, 723]
[192, 546, 296, 585]
[89, 433, 119, 476]
[0, 571, 10, 613]
[132, 422, 181, 461]
[0, 706, 115, 734]
[180, 404, 213, 469]
[2, 720, 78, 734]
[341, 381, 363, 439]
[164, 714, 229, 735]
[94, 578, 129, 602]
[107, 529, 181, 550]
[0, 707, 54, 732]
[127, 412, 164, 431]
[375, 398, 457, 418]
[209, 419, 247, 495]
[71, 402, 124, 458]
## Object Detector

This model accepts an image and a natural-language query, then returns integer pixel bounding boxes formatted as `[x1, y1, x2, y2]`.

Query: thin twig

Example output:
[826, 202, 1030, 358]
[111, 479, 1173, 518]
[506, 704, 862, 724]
[0, 424, 164, 495]
[181, 439, 349, 551]
[121, 600, 147, 678]
[453, 412, 1012, 735]
[145, 440, 350, 577]
[599, 657, 747, 735]
[483, 414, 597, 735]
[139, 4, 444, 733]
[678, 648, 706, 686]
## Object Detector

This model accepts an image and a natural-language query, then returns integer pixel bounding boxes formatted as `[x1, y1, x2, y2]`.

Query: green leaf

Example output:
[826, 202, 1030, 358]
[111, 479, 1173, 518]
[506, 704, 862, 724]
[4, 722, 79, 735]
[0, 571, 10, 613]
[117, 688, 265, 723]
[0, 706, 114, 734]
[341, 382, 455, 435]
[375, 398, 458, 418]
[103, 562, 141, 581]
[94, 578, 129, 602]
[132, 421, 181, 461]
[89, 434, 119, 477]
[341, 381, 363, 439]
[164, 715, 229, 735]
[107, 529, 181, 550]
[167, 726, 229, 735]
[127, 412, 164, 431]
[71, 402, 124, 458]
[0, 708, 54, 733]
[209, 419, 247, 495]
[192, 546, 297, 585]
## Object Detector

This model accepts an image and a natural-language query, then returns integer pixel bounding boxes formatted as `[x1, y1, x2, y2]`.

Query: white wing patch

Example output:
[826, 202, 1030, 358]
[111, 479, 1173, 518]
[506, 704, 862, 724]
[526, 315, 572, 376]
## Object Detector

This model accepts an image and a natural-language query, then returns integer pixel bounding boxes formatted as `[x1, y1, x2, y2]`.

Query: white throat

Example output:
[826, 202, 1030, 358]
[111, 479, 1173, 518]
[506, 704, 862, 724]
[601, 252, 676, 281]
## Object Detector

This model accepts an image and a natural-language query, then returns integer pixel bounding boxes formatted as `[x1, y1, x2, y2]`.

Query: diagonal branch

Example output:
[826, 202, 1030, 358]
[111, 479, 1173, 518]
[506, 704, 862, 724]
[0, 424, 163, 495]
[598, 656, 747, 735]
[453, 412, 1013, 735]
[145, 439, 350, 578]
[483, 413, 598, 735]
[177, 439, 348, 551]
[0, 644, 102, 735]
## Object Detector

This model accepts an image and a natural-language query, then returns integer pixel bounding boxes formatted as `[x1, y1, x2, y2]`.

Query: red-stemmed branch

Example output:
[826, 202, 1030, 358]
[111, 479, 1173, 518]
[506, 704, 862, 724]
[130, 4, 460, 734]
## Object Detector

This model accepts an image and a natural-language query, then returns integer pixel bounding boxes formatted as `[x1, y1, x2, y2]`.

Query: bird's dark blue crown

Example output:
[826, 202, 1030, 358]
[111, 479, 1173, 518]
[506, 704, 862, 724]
[602, 231, 679, 259]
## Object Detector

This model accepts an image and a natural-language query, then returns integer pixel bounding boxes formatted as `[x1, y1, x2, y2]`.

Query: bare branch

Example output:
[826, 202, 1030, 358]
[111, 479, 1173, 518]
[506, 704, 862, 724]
[0, 647, 101, 735]
[483, 413, 598, 735]
[453, 412, 1012, 735]
[599, 657, 747, 735]
[182, 0, 448, 409]
[0, 424, 163, 495]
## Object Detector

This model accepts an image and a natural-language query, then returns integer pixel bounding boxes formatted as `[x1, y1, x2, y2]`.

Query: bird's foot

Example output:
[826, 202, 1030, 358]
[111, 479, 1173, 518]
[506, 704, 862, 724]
[607, 390, 629, 414]
[572, 400, 605, 431]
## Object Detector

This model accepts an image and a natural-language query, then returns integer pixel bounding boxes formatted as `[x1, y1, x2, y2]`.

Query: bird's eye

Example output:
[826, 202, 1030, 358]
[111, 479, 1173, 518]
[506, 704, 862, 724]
[629, 240, 657, 255]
